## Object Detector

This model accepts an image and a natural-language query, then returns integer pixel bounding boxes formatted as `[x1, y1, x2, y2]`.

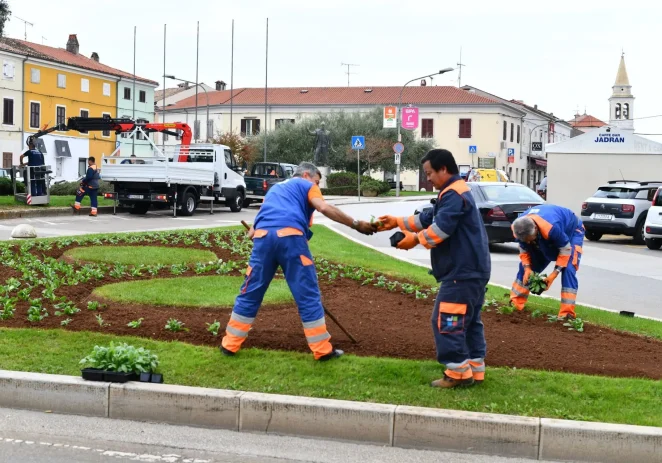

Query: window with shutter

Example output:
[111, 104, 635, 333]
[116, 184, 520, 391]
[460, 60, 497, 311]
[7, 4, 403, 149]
[31, 68, 40, 84]
[103, 83, 111, 96]
[459, 119, 472, 138]
[81, 78, 90, 93]
[517, 125, 521, 143]
[207, 119, 214, 139]
[57, 74, 66, 88]
[3, 99, 14, 125]
[240, 119, 247, 136]
[56, 106, 66, 126]
[102, 113, 111, 137]
[30, 102, 40, 129]
[3, 61, 14, 79]
[254, 119, 261, 135]
[503, 121, 507, 140]
[124, 88, 131, 100]
[139, 91, 146, 103]
[510, 123, 514, 142]
[422, 118, 434, 138]
[79, 110, 89, 133]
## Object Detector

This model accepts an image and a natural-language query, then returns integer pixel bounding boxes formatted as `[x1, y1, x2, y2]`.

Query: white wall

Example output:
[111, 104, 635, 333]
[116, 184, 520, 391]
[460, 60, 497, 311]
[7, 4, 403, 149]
[0, 52, 25, 166]
[547, 152, 662, 215]
[32, 133, 90, 181]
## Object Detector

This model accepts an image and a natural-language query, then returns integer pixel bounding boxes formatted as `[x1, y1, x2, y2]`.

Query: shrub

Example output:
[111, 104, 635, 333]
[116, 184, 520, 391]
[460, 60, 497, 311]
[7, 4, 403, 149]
[79, 342, 159, 374]
[49, 180, 113, 196]
[323, 172, 390, 196]
[0, 177, 24, 195]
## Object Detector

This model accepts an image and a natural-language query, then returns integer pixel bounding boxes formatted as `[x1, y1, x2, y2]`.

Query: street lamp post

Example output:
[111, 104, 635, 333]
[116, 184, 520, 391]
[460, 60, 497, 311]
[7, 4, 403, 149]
[396, 68, 454, 197]
[164, 75, 210, 142]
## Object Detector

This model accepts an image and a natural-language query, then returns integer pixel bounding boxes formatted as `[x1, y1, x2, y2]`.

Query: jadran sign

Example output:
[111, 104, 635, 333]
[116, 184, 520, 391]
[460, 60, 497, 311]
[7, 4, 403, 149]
[594, 132, 625, 143]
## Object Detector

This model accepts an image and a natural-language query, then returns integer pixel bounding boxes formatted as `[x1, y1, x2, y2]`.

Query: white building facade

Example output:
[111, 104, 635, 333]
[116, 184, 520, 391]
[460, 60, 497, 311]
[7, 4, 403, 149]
[0, 47, 25, 167]
[156, 86, 528, 191]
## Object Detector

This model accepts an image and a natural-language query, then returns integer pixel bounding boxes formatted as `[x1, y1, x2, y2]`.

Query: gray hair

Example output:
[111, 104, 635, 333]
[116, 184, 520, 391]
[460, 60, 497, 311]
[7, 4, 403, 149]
[294, 162, 322, 179]
[512, 216, 537, 241]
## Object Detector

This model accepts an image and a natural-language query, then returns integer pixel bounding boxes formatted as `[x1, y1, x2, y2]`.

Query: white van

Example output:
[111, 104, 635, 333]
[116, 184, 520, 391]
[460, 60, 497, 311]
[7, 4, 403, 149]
[644, 187, 662, 250]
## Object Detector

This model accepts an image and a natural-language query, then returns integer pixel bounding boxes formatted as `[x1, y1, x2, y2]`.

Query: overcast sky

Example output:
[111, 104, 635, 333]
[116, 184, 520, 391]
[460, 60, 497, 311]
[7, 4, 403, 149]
[6, 0, 662, 139]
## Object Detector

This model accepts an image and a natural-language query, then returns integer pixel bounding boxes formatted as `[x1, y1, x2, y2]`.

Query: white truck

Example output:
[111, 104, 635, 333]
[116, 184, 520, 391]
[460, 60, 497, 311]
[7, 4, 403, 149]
[101, 144, 247, 216]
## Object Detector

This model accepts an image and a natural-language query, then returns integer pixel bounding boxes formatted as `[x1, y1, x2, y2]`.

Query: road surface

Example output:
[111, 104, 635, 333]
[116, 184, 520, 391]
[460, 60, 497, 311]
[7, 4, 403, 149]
[0, 197, 660, 318]
[0, 407, 556, 463]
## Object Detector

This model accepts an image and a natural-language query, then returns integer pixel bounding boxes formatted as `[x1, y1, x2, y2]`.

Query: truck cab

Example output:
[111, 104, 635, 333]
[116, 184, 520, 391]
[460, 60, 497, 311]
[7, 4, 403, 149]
[243, 162, 297, 206]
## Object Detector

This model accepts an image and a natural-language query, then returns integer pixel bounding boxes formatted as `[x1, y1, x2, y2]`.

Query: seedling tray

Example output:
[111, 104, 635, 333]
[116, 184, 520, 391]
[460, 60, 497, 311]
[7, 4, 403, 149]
[81, 368, 138, 383]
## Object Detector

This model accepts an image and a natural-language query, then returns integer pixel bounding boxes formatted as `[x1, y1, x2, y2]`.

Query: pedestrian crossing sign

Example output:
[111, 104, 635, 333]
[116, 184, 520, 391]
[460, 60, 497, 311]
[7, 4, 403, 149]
[351, 136, 365, 150]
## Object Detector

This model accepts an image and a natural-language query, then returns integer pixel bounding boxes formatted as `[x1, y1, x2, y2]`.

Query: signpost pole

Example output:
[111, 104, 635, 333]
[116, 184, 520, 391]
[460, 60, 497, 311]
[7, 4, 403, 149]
[357, 149, 360, 202]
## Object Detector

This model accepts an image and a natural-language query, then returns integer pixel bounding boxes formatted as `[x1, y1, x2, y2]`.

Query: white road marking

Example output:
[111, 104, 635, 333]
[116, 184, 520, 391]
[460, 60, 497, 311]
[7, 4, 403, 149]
[34, 219, 57, 225]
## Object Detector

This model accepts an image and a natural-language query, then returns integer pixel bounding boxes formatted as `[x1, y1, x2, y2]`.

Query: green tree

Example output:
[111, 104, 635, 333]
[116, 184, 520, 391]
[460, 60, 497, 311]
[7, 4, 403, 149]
[0, 1, 10, 37]
[211, 131, 256, 167]
[250, 109, 433, 175]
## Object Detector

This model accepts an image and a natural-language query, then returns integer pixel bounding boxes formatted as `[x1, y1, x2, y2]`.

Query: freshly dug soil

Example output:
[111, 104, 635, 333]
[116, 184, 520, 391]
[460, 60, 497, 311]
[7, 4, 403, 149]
[2, 242, 662, 380]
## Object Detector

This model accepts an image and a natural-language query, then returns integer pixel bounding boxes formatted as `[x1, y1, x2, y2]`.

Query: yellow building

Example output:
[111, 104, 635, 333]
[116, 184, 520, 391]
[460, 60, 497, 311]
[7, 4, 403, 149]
[0, 35, 157, 180]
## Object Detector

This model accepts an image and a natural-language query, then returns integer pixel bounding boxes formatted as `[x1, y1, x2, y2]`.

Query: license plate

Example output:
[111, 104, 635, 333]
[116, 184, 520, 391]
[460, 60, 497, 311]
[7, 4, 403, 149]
[246, 190, 254, 195]
[128, 195, 144, 199]
[593, 214, 613, 220]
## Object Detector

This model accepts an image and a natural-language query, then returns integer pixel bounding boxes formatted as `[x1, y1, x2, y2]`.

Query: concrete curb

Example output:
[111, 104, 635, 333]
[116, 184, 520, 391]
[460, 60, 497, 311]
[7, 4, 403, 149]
[1, 369, 660, 462]
[0, 206, 120, 220]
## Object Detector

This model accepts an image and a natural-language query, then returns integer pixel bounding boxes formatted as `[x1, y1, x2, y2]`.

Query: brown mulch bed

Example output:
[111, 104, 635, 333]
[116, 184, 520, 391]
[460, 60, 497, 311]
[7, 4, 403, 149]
[2, 242, 662, 380]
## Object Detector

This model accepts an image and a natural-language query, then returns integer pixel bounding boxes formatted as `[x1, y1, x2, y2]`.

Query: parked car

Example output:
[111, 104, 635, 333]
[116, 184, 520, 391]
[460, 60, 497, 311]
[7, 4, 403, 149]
[537, 176, 547, 200]
[415, 181, 545, 244]
[243, 162, 297, 207]
[466, 168, 509, 183]
[581, 180, 662, 244]
[387, 179, 404, 190]
[644, 187, 662, 250]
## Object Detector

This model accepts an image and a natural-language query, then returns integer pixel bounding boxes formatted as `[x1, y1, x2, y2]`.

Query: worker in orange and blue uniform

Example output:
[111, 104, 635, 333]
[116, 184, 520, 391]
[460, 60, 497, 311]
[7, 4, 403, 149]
[375, 149, 491, 388]
[19, 137, 46, 196]
[510, 204, 585, 319]
[72, 156, 101, 217]
[221, 162, 375, 360]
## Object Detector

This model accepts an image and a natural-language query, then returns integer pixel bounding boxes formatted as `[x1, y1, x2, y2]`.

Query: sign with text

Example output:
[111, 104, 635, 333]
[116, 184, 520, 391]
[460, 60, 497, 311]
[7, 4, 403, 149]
[383, 106, 397, 128]
[477, 157, 496, 168]
[531, 142, 543, 151]
[394, 153, 401, 165]
[401, 107, 419, 131]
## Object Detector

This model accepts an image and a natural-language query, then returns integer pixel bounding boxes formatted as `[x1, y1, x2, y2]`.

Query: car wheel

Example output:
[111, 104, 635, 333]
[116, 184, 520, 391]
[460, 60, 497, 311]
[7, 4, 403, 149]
[633, 216, 647, 245]
[645, 238, 662, 250]
[585, 231, 603, 241]
[229, 192, 243, 213]
[179, 191, 197, 216]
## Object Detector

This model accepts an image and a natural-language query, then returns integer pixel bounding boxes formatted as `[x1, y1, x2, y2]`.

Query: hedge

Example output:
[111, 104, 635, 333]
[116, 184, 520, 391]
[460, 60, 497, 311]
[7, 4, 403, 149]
[49, 180, 113, 196]
[322, 172, 390, 196]
[0, 178, 25, 195]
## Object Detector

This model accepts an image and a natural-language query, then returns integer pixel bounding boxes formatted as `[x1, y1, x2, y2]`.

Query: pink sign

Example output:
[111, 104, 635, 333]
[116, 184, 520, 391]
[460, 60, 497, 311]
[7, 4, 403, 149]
[401, 107, 419, 131]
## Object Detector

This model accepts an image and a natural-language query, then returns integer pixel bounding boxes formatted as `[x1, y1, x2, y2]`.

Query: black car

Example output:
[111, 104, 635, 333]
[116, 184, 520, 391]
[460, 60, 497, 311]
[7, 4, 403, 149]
[414, 182, 545, 244]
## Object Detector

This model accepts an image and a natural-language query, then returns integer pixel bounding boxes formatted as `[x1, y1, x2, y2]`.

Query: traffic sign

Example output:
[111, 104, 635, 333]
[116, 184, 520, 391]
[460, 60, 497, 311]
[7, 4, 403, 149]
[507, 148, 515, 156]
[394, 153, 401, 165]
[393, 142, 404, 154]
[469, 145, 477, 154]
[401, 107, 419, 130]
[383, 106, 397, 128]
[351, 136, 365, 150]
[508, 155, 515, 163]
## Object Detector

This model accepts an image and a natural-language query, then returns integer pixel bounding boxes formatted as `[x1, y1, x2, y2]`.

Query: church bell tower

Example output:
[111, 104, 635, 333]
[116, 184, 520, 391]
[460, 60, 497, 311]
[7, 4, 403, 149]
[609, 53, 635, 131]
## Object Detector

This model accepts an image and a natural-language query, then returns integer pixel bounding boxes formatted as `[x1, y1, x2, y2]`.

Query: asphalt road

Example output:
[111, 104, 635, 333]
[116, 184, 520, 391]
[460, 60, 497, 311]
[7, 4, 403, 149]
[1, 197, 661, 319]
[0, 407, 556, 463]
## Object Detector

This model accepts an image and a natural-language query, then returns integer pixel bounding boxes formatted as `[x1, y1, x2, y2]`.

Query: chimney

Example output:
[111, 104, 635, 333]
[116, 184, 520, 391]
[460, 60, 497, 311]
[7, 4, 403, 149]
[216, 80, 227, 91]
[420, 79, 427, 87]
[91, 52, 99, 62]
[66, 34, 79, 54]
[534, 104, 538, 110]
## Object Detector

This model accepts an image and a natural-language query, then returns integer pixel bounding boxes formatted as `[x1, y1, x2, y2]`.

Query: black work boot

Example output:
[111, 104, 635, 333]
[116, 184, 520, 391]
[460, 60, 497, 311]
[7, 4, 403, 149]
[318, 349, 344, 361]
[219, 346, 236, 357]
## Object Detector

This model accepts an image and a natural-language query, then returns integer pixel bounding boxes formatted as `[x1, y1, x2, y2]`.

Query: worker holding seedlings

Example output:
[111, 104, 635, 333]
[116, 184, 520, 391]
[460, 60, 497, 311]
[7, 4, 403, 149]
[374, 149, 491, 389]
[220, 162, 374, 361]
[510, 205, 585, 320]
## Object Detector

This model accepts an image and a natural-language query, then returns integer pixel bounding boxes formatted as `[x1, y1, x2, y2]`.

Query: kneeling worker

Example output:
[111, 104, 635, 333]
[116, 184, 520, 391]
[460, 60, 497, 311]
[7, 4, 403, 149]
[510, 204, 584, 319]
[72, 157, 101, 217]
[375, 149, 491, 388]
[221, 162, 375, 360]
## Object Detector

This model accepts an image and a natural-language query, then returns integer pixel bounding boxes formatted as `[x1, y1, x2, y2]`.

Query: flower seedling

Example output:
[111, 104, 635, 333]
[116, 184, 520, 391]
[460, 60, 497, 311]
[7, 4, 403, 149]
[127, 318, 144, 329]
[370, 215, 384, 228]
[531, 309, 543, 319]
[27, 305, 48, 322]
[528, 273, 548, 295]
[564, 317, 585, 333]
[61, 318, 73, 326]
[95, 313, 107, 327]
[54, 301, 80, 316]
[165, 318, 185, 332]
[80, 342, 159, 375]
[87, 301, 100, 311]
[496, 304, 515, 315]
[206, 320, 221, 336]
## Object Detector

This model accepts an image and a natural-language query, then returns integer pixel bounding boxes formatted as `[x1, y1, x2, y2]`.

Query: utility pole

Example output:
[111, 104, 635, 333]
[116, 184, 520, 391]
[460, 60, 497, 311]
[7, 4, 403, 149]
[341, 62, 359, 86]
[13, 16, 33, 41]
[457, 47, 466, 88]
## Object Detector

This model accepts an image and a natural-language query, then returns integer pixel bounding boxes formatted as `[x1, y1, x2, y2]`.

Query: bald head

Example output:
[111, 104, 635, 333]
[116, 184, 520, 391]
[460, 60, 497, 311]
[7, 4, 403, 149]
[512, 216, 538, 243]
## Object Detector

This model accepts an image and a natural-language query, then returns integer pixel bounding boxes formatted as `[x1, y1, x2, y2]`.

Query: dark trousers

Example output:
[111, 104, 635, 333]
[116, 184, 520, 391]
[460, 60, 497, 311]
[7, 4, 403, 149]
[75, 186, 98, 209]
[432, 279, 488, 380]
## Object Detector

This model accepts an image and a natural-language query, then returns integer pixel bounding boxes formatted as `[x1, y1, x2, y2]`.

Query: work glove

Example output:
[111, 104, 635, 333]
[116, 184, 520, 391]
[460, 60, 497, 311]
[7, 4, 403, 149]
[375, 215, 398, 232]
[395, 231, 418, 250]
[543, 271, 559, 291]
[522, 265, 533, 286]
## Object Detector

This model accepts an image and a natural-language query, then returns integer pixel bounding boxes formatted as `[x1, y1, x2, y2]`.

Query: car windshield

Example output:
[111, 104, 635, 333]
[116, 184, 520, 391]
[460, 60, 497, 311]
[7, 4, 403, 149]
[480, 185, 543, 202]
[592, 187, 637, 199]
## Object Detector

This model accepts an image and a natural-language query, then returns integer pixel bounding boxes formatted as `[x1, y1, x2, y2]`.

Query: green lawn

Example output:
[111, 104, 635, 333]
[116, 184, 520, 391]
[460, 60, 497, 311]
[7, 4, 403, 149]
[93, 275, 293, 307]
[0, 195, 114, 209]
[381, 190, 438, 197]
[2, 225, 662, 427]
[1, 328, 661, 427]
[63, 246, 218, 266]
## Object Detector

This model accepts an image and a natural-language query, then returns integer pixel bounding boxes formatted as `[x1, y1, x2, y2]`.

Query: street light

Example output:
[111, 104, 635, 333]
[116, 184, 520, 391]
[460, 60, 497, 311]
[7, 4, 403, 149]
[396, 68, 454, 197]
[164, 75, 210, 142]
